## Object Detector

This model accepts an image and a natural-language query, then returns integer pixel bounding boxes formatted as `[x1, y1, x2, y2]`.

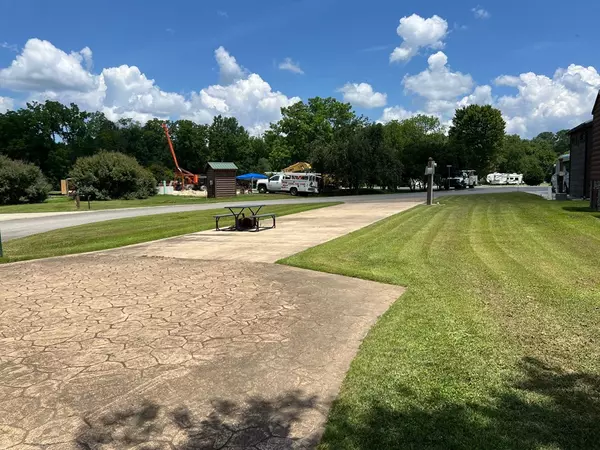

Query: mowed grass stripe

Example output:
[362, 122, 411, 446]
[281, 193, 600, 449]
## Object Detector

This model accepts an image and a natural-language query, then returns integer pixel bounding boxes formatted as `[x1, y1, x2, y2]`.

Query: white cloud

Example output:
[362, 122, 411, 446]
[0, 39, 300, 136]
[472, 6, 491, 19]
[379, 106, 423, 123]
[278, 57, 304, 75]
[338, 82, 387, 108]
[1, 42, 18, 53]
[190, 73, 300, 135]
[494, 75, 521, 87]
[390, 14, 448, 63]
[495, 64, 600, 136]
[214, 46, 246, 85]
[217, 10, 228, 18]
[0, 39, 98, 93]
[403, 51, 474, 101]
[457, 85, 493, 107]
[0, 96, 14, 113]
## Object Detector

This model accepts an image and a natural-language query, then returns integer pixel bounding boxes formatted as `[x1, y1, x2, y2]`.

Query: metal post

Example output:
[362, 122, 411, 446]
[0, 229, 3, 258]
[426, 157, 435, 205]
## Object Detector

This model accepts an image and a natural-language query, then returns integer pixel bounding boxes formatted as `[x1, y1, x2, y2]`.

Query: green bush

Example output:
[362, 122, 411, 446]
[0, 156, 51, 205]
[148, 163, 174, 183]
[70, 151, 157, 200]
[523, 165, 545, 186]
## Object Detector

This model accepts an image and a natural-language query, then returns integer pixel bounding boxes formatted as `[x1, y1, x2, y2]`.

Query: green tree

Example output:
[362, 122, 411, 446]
[70, 152, 156, 200]
[270, 97, 361, 163]
[268, 138, 292, 172]
[384, 115, 447, 190]
[0, 156, 51, 205]
[208, 116, 249, 164]
[168, 120, 209, 173]
[522, 161, 545, 186]
[449, 105, 506, 174]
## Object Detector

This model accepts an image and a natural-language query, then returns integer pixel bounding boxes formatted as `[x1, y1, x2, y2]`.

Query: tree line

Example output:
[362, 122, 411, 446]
[0, 97, 569, 194]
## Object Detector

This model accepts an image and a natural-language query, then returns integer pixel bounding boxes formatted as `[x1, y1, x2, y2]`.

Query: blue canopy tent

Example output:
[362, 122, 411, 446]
[236, 173, 268, 194]
[236, 173, 268, 180]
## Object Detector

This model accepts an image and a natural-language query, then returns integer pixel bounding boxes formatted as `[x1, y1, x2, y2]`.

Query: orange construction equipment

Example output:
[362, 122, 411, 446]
[161, 123, 200, 187]
[283, 162, 312, 173]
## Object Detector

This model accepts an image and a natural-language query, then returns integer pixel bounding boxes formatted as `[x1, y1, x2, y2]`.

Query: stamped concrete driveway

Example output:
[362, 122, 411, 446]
[0, 254, 403, 449]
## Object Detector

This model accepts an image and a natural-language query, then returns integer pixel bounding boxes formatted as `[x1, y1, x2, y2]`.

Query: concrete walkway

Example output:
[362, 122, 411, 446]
[0, 199, 420, 448]
[0, 254, 404, 449]
[115, 200, 421, 263]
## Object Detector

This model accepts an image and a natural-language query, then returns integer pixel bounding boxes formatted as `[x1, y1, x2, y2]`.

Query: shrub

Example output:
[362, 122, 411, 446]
[523, 165, 545, 186]
[0, 156, 51, 205]
[70, 151, 157, 200]
[148, 163, 174, 183]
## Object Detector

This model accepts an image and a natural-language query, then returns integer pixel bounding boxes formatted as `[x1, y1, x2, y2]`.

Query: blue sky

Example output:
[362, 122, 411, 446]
[1, 0, 599, 137]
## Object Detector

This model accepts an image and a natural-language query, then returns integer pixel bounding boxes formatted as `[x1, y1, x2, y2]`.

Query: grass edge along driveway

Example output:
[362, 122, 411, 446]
[0, 202, 339, 264]
[0, 194, 282, 214]
[281, 193, 600, 450]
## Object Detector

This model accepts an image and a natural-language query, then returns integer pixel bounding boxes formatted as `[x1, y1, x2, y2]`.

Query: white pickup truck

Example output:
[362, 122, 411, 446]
[257, 173, 320, 196]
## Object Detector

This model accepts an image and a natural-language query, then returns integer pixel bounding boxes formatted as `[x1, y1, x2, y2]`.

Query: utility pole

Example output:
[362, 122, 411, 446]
[426, 157, 435, 205]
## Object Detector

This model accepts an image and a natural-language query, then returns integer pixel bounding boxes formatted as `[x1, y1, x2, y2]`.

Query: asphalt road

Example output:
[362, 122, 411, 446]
[0, 186, 548, 241]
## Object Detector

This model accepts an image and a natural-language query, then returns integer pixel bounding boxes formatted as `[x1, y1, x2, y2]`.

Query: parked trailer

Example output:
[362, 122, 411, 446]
[486, 172, 523, 185]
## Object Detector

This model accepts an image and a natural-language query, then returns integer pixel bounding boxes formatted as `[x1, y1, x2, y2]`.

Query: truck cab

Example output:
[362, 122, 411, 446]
[257, 174, 283, 193]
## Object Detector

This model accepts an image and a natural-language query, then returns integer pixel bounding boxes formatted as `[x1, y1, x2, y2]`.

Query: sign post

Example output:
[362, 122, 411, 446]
[425, 157, 436, 205]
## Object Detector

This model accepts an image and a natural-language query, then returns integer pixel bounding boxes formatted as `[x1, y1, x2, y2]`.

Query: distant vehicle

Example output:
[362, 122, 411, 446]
[506, 173, 523, 185]
[486, 172, 523, 185]
[486, 172, 507, 185]
[257, 172, 321, 196]
[551, 153, 570, 194]
[446, 170, 478, 189]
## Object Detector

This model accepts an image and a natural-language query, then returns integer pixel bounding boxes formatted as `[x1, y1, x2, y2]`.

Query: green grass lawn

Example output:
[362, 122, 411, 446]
[0, 202, 338, 264]
[0, 193, 281, 213]
[281, 193, 600, 450]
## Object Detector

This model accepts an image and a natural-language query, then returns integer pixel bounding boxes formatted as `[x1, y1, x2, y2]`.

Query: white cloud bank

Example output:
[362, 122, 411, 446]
[0, 39, 300, 136]
[383, 45, 600, 137]
[338, 82, 387, 108]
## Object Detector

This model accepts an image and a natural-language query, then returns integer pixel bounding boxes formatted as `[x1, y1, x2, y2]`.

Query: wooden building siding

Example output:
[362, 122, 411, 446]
[569, 121, 593, 198]
[591, 93, 600, 209]
[206, 166, 237, 198]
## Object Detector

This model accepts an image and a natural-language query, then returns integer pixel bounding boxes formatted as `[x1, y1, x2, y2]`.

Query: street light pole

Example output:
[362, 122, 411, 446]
[426, 157, 435, 205]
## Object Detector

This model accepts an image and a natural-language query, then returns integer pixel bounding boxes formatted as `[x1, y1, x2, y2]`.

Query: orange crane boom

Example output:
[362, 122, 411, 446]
[161, 123, 199, 185]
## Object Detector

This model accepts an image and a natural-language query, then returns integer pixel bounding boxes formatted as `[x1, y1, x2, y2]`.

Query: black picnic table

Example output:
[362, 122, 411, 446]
[225, 204, 264, 230]
[214, 204, 276, 232]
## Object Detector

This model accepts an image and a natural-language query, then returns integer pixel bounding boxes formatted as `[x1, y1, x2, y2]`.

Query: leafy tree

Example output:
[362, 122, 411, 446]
[522, 162, 545, 186]
[384, 115, 447, 190]
[271, 97, 362, 163]
[449, 105, 506, 174]
[70, 152, 156, 200]
[268, 138, 292, 171]
[0, 156, 50, 205]
[147, 163, 175, 183]
[208, 116, 249, 165]
[168, 120, 209, 173]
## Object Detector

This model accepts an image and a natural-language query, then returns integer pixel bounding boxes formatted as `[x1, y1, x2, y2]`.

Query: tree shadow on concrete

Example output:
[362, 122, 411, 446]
[75, 390, 320, 449]
[320, 357, 600, 450]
